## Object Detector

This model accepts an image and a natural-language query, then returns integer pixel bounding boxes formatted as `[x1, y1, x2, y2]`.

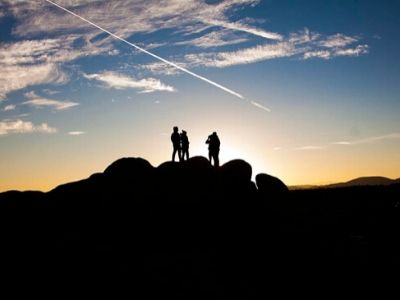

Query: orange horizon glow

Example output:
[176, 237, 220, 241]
[1, 134, 399, 192]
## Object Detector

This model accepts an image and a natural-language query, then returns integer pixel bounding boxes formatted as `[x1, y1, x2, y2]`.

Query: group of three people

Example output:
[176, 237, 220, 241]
[171, 126, 220, 167]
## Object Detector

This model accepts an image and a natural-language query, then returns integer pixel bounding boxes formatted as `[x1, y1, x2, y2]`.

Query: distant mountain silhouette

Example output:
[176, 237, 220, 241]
[324, 176, 399, 188]
[290, 176, 400, 190]
[0, 156, 399, 295]
[289, 184, 319, 190]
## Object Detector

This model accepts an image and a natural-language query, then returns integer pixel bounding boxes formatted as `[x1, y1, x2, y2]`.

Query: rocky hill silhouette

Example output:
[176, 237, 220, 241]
[324, 176, 400, 188]
[1, 156, 399, 296]
[290, 176, 400, 190]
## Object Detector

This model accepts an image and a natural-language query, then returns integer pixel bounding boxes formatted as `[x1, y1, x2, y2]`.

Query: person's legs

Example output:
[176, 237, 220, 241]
[172, 148, 176, 161]
[181, 149, 186, 161]
[172, 146, 179, 162]
[214, 150, 220, 167]
[208, 151, 213, 165]
[178, 148, 182, 162]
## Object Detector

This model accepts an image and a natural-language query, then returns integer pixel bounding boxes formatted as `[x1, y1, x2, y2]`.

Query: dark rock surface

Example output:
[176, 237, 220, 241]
[256, 173, 289, 194]
[0, 156, 399, 296]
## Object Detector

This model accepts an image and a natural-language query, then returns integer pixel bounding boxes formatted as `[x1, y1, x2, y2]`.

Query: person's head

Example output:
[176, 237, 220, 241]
[213, 131, 217, 136]
[182, 130, 186, 135]
[173, 126, 178, 132]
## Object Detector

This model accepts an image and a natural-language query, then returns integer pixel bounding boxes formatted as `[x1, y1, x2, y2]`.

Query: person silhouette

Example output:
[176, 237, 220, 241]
[171, 126, 181, 162]
[205, 131, 220, 167]
[180, 130, 190, 161]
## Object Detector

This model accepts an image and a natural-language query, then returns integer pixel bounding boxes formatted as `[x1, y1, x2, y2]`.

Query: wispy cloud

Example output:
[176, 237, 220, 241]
[141, 42, 168, 50]
[320, 33, 358, 48]
[0, 35, 115, 100]
[139, 62, 184, 76]
[303, 33, 368, 60]
[334, 45, 368, 57]
[303, 50, 332, 60]
[294, 132, 400, 151]
[14, 113, 30, 118]
[23, 98, 79, 110]
[44, 0, 248, 102]
[333, 141, 352, 145]
[0, 119, 57, 135]
[4, 0, 270, 42]
[68, 131, 85, 136]
[3, 105, 16, 111]
[294, 145, 324, 151]
[83, 72, 176, 93]
[181, 28, 367, 69]
[289, 28, 320, 44]
[42, 89, 61, 95]
[303, 45, 369, 60]
[0, 63, 68, 101]
[22, 91, 79, 111]
[16, 1, 276, 41]
[185, 42, 296, 68]
[206, 19, 283, 41]
[1, 37, 81, 65]
[333, 133, 400, 145]
[1, 0, 370, 95]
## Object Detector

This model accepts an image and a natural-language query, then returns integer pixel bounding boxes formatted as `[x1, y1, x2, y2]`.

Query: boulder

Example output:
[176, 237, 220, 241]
[256, 173, 288, 194]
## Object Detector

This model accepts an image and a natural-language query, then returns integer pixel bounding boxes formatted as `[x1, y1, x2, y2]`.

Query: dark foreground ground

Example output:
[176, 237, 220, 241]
[1, 157, 399, 297]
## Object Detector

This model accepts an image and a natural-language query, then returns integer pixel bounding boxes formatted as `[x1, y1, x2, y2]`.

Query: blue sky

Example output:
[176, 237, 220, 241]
[0, 0, 399, 191]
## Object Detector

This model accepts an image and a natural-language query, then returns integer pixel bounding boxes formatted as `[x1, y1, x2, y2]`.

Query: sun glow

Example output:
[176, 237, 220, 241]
[219, 144, 248, 165]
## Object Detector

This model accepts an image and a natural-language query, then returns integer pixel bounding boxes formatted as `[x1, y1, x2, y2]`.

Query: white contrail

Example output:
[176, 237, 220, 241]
[250, 100, 271, 112]
[44, 0, 259, 105]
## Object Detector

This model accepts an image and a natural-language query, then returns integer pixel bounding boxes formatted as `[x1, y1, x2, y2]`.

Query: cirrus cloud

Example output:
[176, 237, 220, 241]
[333, 133, 400, 146]
[68, 131, 85, 135]
[4, 0, 276, 42]
[320, 33, 358, 48]
[1, 1, 371, 94]
[83, 72, 176, 93]
[3, 105, 16, 112]
[205, 19, 283, 41]
[185, 41, 297, 68]
[0, 35, 117, 100]
[0, 119, 57, 135]
[179, 30, 368, 70]
[294, 145, 324, 151]
[22, 91, 79, 111]
[0, 63, 68, 101]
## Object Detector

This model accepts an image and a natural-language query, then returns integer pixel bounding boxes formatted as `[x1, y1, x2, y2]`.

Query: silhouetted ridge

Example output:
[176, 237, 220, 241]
[290, 176, 400, 190]
[324, 176, 399, 188]
[49, 156, 283, 199]
[1, 156, 399, 295]
[346, 176, 394, 185]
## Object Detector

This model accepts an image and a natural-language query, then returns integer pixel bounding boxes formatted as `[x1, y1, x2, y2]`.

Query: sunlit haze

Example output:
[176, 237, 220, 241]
[1, 0, 399, 191]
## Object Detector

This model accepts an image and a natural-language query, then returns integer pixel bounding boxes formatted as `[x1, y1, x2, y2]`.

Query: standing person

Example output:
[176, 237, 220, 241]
[181, 130, 190, 161]
[171, 126, 181, 162]
[205, 131, 220, 167]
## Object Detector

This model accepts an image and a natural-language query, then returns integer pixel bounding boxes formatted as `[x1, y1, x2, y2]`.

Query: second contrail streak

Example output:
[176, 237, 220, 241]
[44, 0, 253, 103]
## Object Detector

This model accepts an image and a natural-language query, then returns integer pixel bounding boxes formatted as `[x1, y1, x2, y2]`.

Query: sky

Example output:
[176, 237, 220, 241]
[1, 0, 400, 191]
